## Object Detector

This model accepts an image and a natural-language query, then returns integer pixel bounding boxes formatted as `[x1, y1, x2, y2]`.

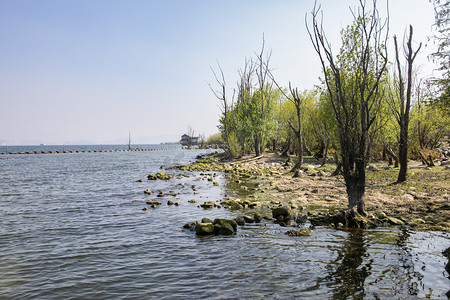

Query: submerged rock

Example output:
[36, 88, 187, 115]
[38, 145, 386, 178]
[183, 222, 197, 231]
[285, 228, 312, 236]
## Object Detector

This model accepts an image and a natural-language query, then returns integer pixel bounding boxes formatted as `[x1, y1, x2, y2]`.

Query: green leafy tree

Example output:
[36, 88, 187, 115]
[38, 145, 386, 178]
[307, 0, 389, 218]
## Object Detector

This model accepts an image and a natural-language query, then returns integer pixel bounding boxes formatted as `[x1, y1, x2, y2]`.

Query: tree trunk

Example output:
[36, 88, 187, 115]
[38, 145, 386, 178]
[292, 129, 303, 171]
[320, 136, 330, 167]
[344, 161, 366, 215]
[280, 137, 292, 157]
[255, 137, 262, 157]
[303, 138, 312, 156]
[331, 152, 342, 176]
[288, 119, 303, 172]
[397, 122, 408, 182]
[385, 146, 399, 168]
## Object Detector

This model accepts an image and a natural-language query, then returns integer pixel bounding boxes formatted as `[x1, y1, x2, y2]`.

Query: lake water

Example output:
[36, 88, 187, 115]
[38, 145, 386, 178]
[1, 147, 449, 299]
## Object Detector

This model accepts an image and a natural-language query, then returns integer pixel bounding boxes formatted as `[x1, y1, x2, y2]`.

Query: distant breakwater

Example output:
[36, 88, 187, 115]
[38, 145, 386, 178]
[0, 147, 177, 155]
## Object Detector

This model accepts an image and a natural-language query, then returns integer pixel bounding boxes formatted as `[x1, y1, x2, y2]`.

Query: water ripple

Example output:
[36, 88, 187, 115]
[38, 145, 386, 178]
[0, 149, 449, 299]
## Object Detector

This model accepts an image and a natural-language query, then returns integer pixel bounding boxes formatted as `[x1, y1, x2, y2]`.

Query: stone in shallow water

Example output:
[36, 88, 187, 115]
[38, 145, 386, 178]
[285, 228, 312, 236]
[195, 222, 215, 235]
[243, 215, 255, 223]
[219, 223, 235, 235]
[272, 206, 291, 219]
[214, 219, 237, 231]
[234, 216, 245, 226]
[201, 218, 213, 224]
[200, 201, 216, 209]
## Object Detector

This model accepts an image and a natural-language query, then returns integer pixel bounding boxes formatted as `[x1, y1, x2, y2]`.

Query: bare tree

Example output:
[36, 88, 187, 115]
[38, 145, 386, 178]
[209, 61, 233, 156]
[268, 73, 304, 174]
[254, 35, 274, 157]
[387, 25, 422, 183]
[286, 84, 304, 173]
[307, 0, 389, 218]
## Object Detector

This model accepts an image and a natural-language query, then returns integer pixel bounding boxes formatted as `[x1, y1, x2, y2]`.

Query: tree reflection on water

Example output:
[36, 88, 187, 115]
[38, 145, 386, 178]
[317, 227, 437, 298]
[324, 229, 371, 299]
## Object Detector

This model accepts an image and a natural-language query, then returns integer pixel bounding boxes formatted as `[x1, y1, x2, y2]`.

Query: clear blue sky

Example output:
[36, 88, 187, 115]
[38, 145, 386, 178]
[0, 0, 436, 145]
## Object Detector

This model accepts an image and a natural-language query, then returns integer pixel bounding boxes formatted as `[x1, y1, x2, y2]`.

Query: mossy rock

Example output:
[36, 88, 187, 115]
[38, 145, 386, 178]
[200, 201, 216, 209]
[214, 218, 238, 231]
[219, 223, 235, 235]
[147, 173, 157, 180]
[195, 222, 215, 235]
[272, 206, 291, 219]
[410, 218, 426, 225]
[253, 212, 262, 223]
[234, 216, 245, 226]
[387, 217, 405, 225]
[243, 215, 255, 223]
[144, 189, 152, 195]
[221, 199, 243, 210]
[201, 218, 213, 224]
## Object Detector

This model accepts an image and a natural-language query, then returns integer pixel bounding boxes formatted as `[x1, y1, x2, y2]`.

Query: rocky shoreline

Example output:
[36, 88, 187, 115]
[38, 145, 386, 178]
[167, 152, 450, 234]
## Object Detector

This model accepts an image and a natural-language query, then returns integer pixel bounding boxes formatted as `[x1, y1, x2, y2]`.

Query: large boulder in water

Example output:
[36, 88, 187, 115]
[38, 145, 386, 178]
[201, 218, 213, 224]
[219, 223, 235, 235]
[195, 222, 215, 235]
[214, 218, 237, 231]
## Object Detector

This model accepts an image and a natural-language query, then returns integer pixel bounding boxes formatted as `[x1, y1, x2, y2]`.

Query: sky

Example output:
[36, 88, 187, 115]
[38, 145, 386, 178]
[0, 0, 438, 145]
